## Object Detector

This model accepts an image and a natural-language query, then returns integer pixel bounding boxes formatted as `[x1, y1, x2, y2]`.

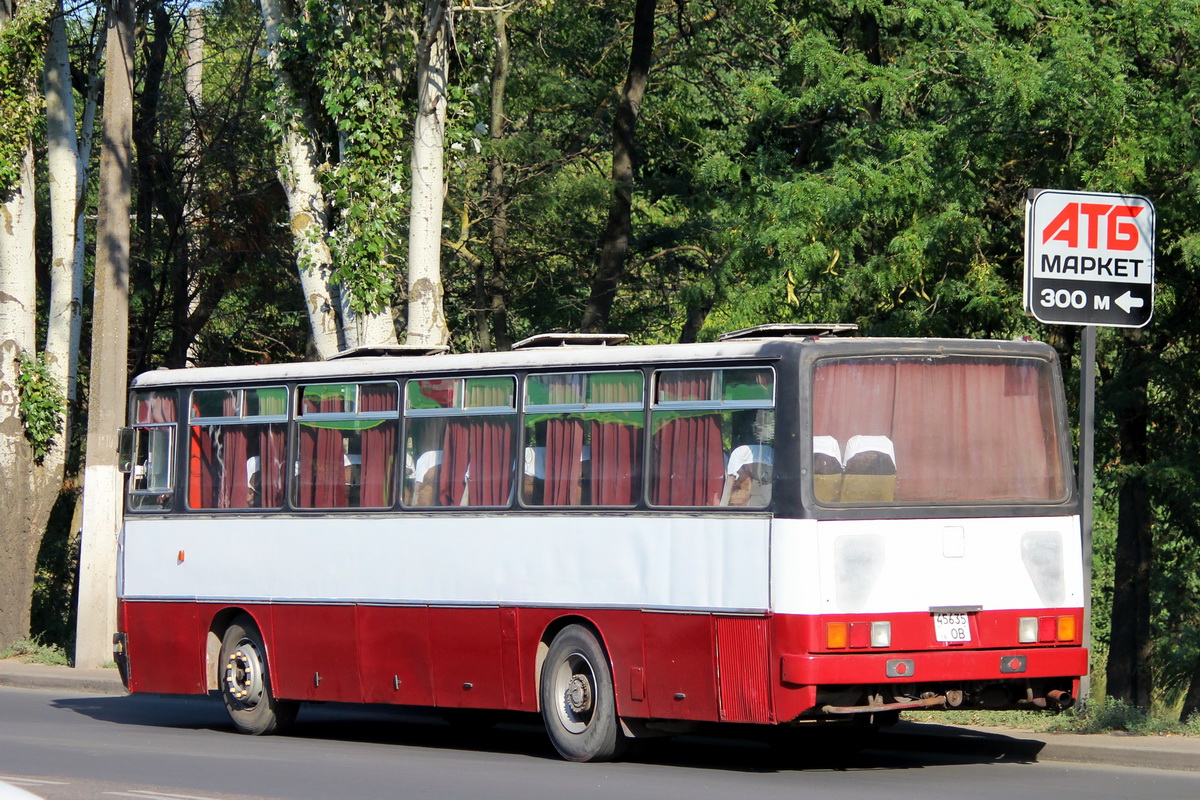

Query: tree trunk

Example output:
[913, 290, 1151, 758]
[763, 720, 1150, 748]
[406, 0, 451, 348]
[75, 0, 134, 668]
[70, 23, 104, 404]
[259, 0, 343, 359]
[181, 7, 204, 366]
[1104, 330, 1153, 709]
[580, 0, 656, 334]
[0, 0, 45, 647]
[0, 140, 40, 648]
[44, 1, 82, 409]
[484, 7, 512, 352]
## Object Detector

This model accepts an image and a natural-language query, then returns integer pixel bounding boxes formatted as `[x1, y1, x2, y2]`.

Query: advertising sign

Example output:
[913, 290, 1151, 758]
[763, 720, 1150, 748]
[1024, 189, 1155, 328]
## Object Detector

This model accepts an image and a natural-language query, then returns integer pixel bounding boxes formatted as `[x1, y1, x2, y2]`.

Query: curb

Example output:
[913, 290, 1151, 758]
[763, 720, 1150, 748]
[0, 662, 126, 697]
[882, 721, 1200, 772]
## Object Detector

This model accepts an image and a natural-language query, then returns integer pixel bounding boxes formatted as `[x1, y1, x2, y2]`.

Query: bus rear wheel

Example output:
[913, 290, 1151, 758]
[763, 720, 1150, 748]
[219, 615, 298, 735]
[539, 625, 626, 762]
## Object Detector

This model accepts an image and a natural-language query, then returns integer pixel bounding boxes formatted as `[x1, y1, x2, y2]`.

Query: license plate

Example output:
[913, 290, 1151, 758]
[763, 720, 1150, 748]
[933, 613, 972, 643]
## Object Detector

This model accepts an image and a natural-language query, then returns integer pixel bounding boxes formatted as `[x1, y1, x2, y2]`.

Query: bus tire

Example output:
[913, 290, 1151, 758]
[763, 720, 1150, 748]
[539, 624, 626, 762]
[219, 615, 298, 736]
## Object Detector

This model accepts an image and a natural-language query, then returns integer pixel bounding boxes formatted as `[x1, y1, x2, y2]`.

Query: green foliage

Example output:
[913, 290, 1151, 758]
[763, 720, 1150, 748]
[0, 636, 69, 666]
[0, 0, 51, 195]
[908, 699, 1200, 736]
[15, 352, 64, 463]
[267, 0, 419, 316]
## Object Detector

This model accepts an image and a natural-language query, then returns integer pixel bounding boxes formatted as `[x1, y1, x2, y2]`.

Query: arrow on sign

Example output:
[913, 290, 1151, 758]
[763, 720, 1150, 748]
[1115, 291, 1145, 314]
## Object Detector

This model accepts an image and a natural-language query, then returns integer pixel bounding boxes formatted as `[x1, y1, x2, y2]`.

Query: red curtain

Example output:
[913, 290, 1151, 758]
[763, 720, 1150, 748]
[438, 418, 514, 506]
[258, 424, 286, 508]
[189, 425, 212, 509]
[652, 373, 723, 506]
[544, 418, 584, 505]
[360, 385, 398, 507]
[813, 359, 1063, 502]
[590, 418, 642, 505]
[439, 420, 471, 506]
[298, 393, 348, 508]
[653, 415, 723, 505]
[217, 394, 249, 509]
[136, 392, 176, 423]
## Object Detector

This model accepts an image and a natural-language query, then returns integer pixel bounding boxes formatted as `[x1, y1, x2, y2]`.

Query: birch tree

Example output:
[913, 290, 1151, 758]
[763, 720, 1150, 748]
[405, 0, 451, 347]
[259, 0, 343, 358]
[259, 0, 398, 358]
[0, 0, 82, 647]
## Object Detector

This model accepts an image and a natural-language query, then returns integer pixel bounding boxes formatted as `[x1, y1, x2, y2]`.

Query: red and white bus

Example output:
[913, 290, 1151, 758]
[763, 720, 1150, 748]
[113, 326, 1086, 762]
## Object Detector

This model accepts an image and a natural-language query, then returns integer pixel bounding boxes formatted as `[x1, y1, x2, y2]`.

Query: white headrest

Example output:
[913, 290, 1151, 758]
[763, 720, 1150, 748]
[813, 435, 842, 464]
[727, 444, 774, 476]
[844, 435, 895, 465]
[413, 450, 443, 479]
[524, 447, 546, 478]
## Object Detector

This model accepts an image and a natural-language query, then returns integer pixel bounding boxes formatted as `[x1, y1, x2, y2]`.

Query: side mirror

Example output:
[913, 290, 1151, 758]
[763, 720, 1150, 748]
[118, 427, 135, 473]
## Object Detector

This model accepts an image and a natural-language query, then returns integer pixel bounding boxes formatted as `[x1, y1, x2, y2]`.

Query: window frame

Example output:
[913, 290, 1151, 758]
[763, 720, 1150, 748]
[520, 370, 646, 509]
[647, 366, 777, 510]
[293, 381, 401, 510]
[807, 353, 1073, 509]
[185, 385, 291, 512]
[402, 374, 519, 509]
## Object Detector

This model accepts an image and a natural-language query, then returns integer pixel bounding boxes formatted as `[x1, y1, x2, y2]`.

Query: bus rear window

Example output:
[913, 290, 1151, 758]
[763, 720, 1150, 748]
[811, 356, 1067, 505]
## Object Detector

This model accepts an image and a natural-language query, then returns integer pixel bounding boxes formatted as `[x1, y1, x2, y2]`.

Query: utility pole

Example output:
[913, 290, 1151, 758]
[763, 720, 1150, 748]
[75, 0, 133, 668]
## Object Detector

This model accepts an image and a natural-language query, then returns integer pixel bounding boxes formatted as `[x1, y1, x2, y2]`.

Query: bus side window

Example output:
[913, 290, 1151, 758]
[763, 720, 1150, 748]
[295, 382, 398, 509]
[129, 390, 178, 511]
[651, 368, 774, 508]
[522, 371, 643, 508]
[403, 376, 516, 509]
[130, 426, 175, 511]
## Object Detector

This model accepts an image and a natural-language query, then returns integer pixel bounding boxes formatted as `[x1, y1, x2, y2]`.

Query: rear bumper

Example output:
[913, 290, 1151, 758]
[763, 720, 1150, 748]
[112, 632, 130, 690]
[781, 645, 1088, 685]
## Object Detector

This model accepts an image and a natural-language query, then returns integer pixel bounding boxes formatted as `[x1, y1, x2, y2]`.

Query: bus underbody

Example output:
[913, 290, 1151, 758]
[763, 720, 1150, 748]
[813, 677, 1075, 716]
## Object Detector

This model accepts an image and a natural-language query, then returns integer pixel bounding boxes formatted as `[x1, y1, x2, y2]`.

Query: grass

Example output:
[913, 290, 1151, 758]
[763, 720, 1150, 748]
[905, 697, 1200, 736]
[0, 637, 70, 666]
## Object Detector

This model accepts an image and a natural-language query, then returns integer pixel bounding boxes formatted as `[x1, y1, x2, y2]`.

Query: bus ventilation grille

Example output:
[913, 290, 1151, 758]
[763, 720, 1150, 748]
[715, 616, 772, 723]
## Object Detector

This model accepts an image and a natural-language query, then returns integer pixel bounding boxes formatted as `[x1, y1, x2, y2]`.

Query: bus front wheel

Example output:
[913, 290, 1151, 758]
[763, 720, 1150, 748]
[218, 615, 298, 735]
[539, 624, 626, 762]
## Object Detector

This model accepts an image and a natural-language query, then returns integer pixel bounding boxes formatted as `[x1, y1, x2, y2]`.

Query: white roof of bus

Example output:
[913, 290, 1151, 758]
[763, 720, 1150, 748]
[129, 337, 1051, 388]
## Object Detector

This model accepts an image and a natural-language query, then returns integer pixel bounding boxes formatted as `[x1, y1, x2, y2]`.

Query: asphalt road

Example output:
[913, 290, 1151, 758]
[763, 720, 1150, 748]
[2, 686, 1200, 800]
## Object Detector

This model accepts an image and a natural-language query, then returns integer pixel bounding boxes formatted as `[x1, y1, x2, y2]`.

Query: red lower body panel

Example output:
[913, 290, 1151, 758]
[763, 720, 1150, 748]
[118, 601, 1086, 727]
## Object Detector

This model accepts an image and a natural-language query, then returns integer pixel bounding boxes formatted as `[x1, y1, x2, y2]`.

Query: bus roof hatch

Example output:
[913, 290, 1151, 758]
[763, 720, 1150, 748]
[718, 323, 859, 341]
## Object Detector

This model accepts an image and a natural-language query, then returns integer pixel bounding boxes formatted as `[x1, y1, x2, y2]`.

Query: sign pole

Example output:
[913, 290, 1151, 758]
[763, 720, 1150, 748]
[1078, 325, 1097, 712]
[1025, 187, 1154, 715]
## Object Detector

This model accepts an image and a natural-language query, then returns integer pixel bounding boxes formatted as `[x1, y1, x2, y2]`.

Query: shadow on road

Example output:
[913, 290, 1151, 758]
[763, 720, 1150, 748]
[51, 694, 1045, 773]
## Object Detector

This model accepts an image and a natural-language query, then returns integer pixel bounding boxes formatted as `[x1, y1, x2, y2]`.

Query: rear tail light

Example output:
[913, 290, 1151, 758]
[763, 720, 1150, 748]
[827, 620, 891, 649]
[1019, 615, 1076, 643]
